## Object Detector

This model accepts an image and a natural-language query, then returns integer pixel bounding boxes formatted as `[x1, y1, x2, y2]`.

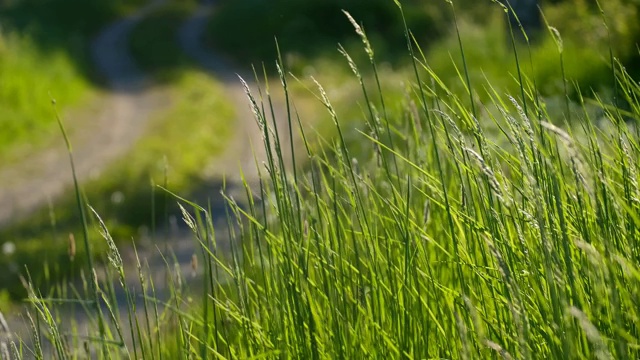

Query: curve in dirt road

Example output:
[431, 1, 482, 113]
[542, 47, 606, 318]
[178, 3, 295, 184]
[0, 0, 168, 228]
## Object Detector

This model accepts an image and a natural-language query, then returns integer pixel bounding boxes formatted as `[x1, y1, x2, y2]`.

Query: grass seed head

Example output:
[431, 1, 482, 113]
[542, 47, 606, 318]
[568, 307, 612, 360]
[465, 147, 506, 203]
[90, 206, 122, 271]
[485, 340, 513, 360]
[342, 11, 374, 60]
[0, 311, 9, 335]
[1, 342, 9, 360]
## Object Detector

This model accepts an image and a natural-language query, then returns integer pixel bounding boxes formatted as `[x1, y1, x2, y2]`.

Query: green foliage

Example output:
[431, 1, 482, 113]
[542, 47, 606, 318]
[544, 0, 640, 61]
[0, 72, 234, 301]
[129, 1, 198, 82]
[207, 0, 459, 70]
[208, 0, 640, 95]
[424, 13, 612, 102]
[0, 0, 147, 159]
[0, 0, 147, 79]
[0, 31, 90, 161]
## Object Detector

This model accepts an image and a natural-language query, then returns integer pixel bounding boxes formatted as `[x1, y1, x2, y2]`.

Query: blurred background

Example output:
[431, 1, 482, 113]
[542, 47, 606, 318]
[0, 0, 638, 307]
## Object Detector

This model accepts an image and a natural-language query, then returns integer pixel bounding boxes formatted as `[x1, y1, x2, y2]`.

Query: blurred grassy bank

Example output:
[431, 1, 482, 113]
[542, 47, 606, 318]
[0, 72, 234, 305]
[0, 1, 235, 306]
[0, 0, 150, 161]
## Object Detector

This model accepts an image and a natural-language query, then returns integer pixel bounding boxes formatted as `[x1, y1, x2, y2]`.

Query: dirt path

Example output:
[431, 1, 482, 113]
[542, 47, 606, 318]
[0, 0, 169, 228]
[112, 0, 296, 293]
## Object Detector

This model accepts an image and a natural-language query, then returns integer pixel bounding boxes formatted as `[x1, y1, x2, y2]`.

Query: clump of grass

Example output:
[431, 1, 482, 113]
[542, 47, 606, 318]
[7, 2, 640, 359]
[171, 5, 640, 358]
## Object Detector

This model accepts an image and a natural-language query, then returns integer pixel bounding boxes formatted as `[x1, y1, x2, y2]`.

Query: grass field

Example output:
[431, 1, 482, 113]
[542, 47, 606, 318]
[2, 1, 640, 359]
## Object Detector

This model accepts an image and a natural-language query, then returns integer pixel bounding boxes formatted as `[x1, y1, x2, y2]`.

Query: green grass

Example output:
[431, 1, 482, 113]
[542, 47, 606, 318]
[0, 27, 93, 162]
[0, 0, 148, 161]
[159, 42, 640, 357]
[0, 71, 234, 304]
[0, 0, 235, 304]
[423, 12, 613, 103]
[3, 1, 640, 359]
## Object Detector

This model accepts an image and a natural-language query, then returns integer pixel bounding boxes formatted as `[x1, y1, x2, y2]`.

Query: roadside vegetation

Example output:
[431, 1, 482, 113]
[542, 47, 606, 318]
[1, 0, 639, 358]
[0, 0, 234, 306]
[0, 0, 148, 161]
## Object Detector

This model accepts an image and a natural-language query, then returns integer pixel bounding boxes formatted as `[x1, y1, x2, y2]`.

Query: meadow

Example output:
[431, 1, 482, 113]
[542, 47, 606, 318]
[1, 0, 640, 358]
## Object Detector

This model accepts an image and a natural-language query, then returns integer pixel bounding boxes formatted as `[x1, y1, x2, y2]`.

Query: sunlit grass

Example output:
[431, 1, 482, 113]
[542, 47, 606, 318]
[0, 0, 150, 162]
[2, 2, 640, 359]
[0, 31, 92, 162]
[165, 24, 640, 356]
